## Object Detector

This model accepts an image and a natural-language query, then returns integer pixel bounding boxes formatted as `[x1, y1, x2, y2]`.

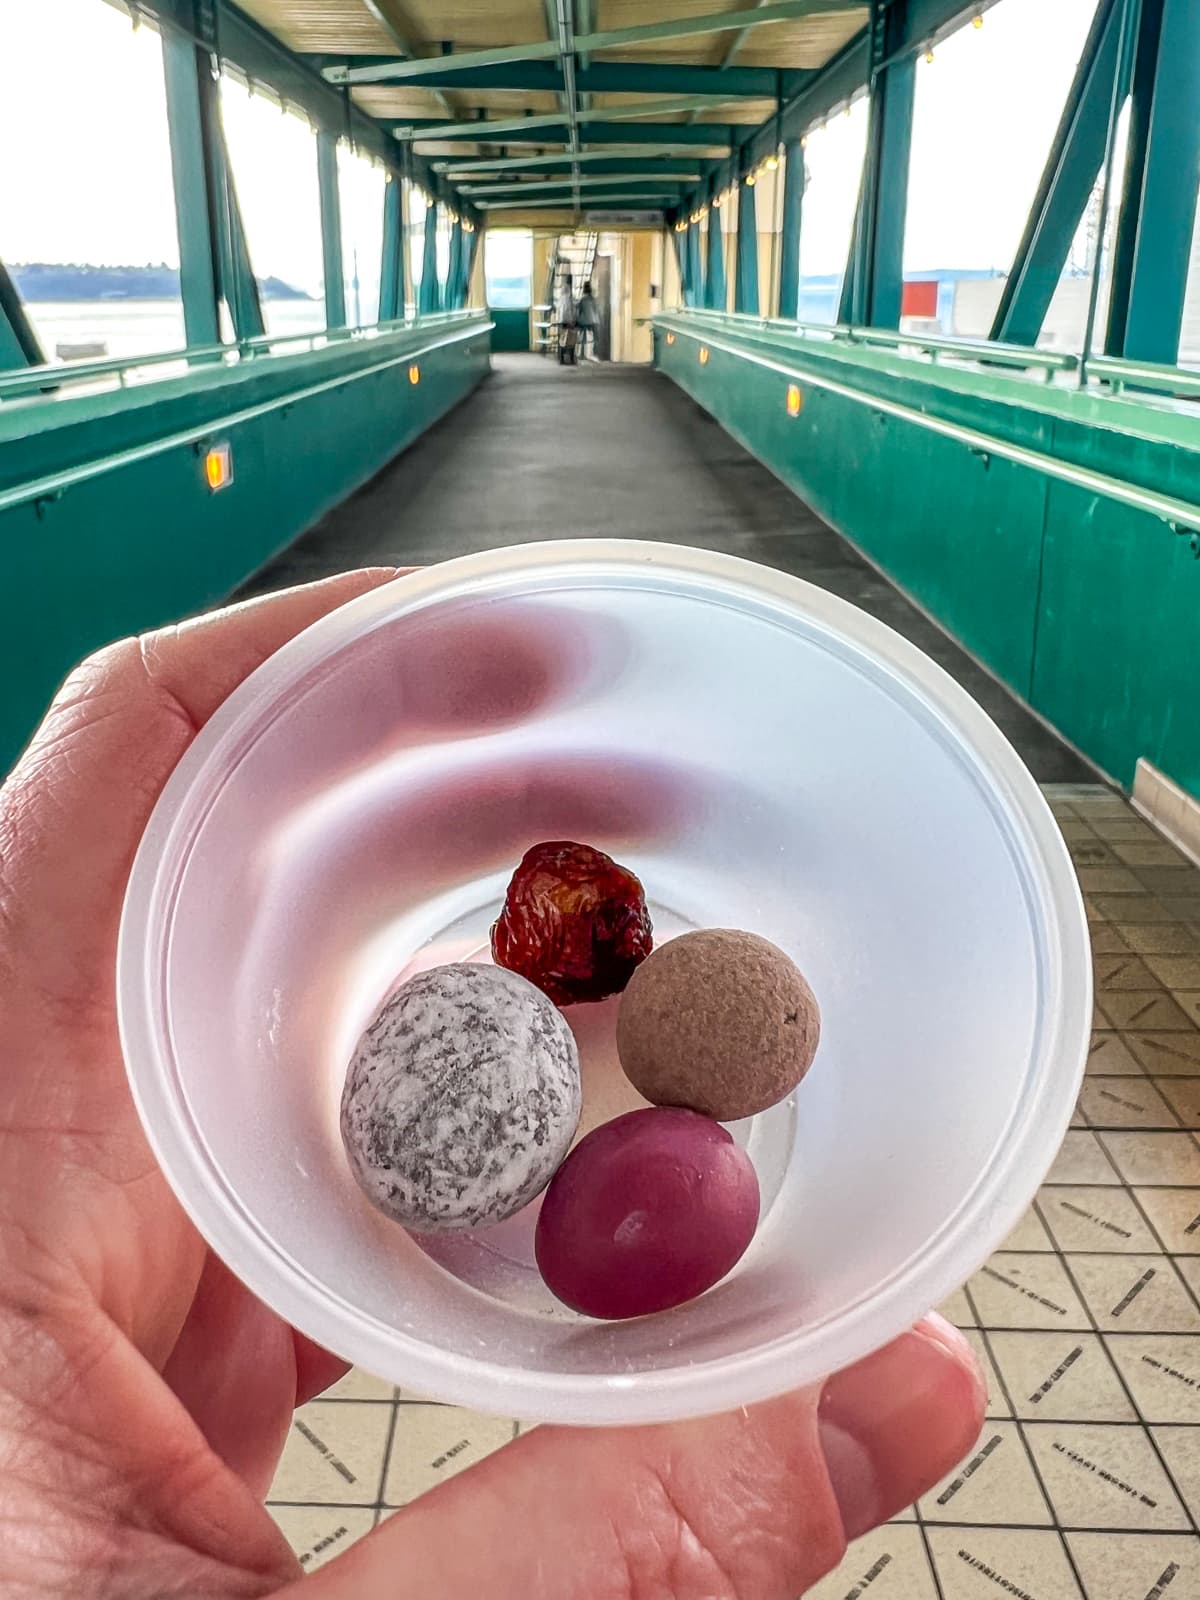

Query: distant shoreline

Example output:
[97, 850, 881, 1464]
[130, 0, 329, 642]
[12, 263, 313, 303]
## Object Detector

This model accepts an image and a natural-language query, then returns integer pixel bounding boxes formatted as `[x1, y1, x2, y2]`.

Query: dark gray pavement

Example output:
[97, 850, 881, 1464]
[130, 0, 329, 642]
[241, 354, 1093, 782]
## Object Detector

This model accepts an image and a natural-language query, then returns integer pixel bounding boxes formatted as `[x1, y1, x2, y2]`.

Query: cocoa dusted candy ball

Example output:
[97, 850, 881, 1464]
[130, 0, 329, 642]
[341, 963, 581, 1232]
[616, 929, 820, 1122]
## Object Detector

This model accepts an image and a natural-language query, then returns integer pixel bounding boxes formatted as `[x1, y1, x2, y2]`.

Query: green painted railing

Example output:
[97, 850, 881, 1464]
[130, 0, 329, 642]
[1086, 354, 1200, 400]
[654, 307, 1200, 805]
[675, 308, 1079, 380]
[662, 314, 1200, 536]
[1, 312, 493, 772]
[0, 309, 481, 404]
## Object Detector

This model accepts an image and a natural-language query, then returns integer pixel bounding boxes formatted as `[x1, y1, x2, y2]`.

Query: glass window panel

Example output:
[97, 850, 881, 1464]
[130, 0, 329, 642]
[484, 230, 533, 306]
[797, 97, 869, 324]
[0, 0, 184, 361]
[902, 0, 1101, 338]
[408, 184, 427, 315]
[220, 76, 325, 337]
[1181, 200, 1200, 370]
[337, 143, 385, 327]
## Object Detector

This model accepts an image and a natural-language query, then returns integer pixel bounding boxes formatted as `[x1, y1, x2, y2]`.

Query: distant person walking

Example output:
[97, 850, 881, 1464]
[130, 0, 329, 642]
[556, 275, 577, 365]
[576, 281, 600, 361]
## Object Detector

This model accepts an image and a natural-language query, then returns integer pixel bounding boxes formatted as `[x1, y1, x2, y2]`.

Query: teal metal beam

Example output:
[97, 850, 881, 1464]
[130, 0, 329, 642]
[397, 96, 753, 139]
[777, 139, 804, 320]
[720, 0, 774, 69]
[436, 146, 719, 173]
[671, 227, 689, 304]
[441, 157, 715, 180]
[678, 2, 1008, 226]
[360, 0, 454, 116]
[333, 3, 854, 84]
[322, 59, 792, 98]
[460, 174, 699, 197]
[0, 260, 43, 371]
[686, 217, 704, 308]
[161, 22, 262, 344]
[704, 198, 728, 310]
[420, 200, 440, 314]
[841, 4, 915, 329]
[476, 195, 676, 210]
[421, 121, 734, 149]
[990, 0, 1124, 346]
[161, 27, 221, 348]
[444, 217, 464, 310]
[1107, 0, 1200, 364]
[317, 129, 347, 329]
[379, 173, 406, 320]
[148, 2, 477, 224]
[734, 172, 760, 315]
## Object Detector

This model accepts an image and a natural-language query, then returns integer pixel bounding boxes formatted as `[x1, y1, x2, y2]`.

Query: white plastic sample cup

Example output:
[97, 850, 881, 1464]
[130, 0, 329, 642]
[118, 540, 1091, 1426]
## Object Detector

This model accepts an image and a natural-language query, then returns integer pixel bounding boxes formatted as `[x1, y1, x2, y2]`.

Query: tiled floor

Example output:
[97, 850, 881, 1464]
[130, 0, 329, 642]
[269, 784, 1200, 1596]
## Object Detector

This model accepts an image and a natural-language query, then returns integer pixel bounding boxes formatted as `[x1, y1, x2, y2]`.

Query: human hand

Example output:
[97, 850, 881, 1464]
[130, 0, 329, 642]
[0, 571, 984, 1598]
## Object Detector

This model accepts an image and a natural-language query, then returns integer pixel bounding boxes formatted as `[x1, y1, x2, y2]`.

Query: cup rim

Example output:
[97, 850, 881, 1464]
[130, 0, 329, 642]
[117, 538, 1091, 1424]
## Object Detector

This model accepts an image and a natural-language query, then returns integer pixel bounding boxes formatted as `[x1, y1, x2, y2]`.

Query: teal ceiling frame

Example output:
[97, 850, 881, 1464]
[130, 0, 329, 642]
[394, 96, 756, 141]
[419, 122, 737, 149]
[435, 148, 719, 174]
[328, 2, 858, 87]
[673, 0, 983, 223]
[142, 1, 478, 220]
[477, 193, 677, 211]
[461, 174, 698, 197]
[319, 60, 798, 99]
[360, 0, 453, 116]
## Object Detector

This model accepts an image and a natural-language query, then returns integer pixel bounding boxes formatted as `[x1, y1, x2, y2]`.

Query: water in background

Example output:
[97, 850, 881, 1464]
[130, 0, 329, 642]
[25, 298, 329, 362]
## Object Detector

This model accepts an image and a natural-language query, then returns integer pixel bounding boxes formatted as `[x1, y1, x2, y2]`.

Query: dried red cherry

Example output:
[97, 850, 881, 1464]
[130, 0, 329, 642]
[491, 841, 653, 1006]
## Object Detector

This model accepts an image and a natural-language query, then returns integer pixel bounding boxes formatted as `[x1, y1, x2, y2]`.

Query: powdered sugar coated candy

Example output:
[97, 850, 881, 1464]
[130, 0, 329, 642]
[341, 963, 581, 1232]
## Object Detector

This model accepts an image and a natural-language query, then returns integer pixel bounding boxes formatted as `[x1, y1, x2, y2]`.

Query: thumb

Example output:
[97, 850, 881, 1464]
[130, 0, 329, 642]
[294, 1317, 983, 1600]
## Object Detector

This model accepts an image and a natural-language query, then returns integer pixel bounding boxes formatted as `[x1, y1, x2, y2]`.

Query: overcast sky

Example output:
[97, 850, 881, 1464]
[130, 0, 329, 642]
[0, 0, 1100, 290]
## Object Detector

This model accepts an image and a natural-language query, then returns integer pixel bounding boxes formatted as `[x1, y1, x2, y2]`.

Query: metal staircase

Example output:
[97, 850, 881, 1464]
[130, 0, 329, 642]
[535, 231, 599, 356]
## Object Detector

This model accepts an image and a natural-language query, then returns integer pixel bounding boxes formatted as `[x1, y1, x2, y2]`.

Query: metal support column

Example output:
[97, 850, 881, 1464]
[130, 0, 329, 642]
[379, 174, 406, 321]
[670, 226, 688, 306]
[420, 200, 441, 314]
[162, 20, 262, 345]
[704, 195, 728, 310]
[0, 259, 43, 371]
[446, 217, 466, 309]
[1106, 0, 1200, 363]
[839, 2, 914, 329]
[777, 138, 804, 321]
[317, 129, 347, 328]
[735, 173, 760, 315]
[990, 0, 1125, 346]
[162, 26, 221, 347]
[685, 215, 704, 307]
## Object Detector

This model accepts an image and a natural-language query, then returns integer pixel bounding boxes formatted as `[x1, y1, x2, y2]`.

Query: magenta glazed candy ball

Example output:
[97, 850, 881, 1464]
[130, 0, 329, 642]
[534, 1107, 760, 1319]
